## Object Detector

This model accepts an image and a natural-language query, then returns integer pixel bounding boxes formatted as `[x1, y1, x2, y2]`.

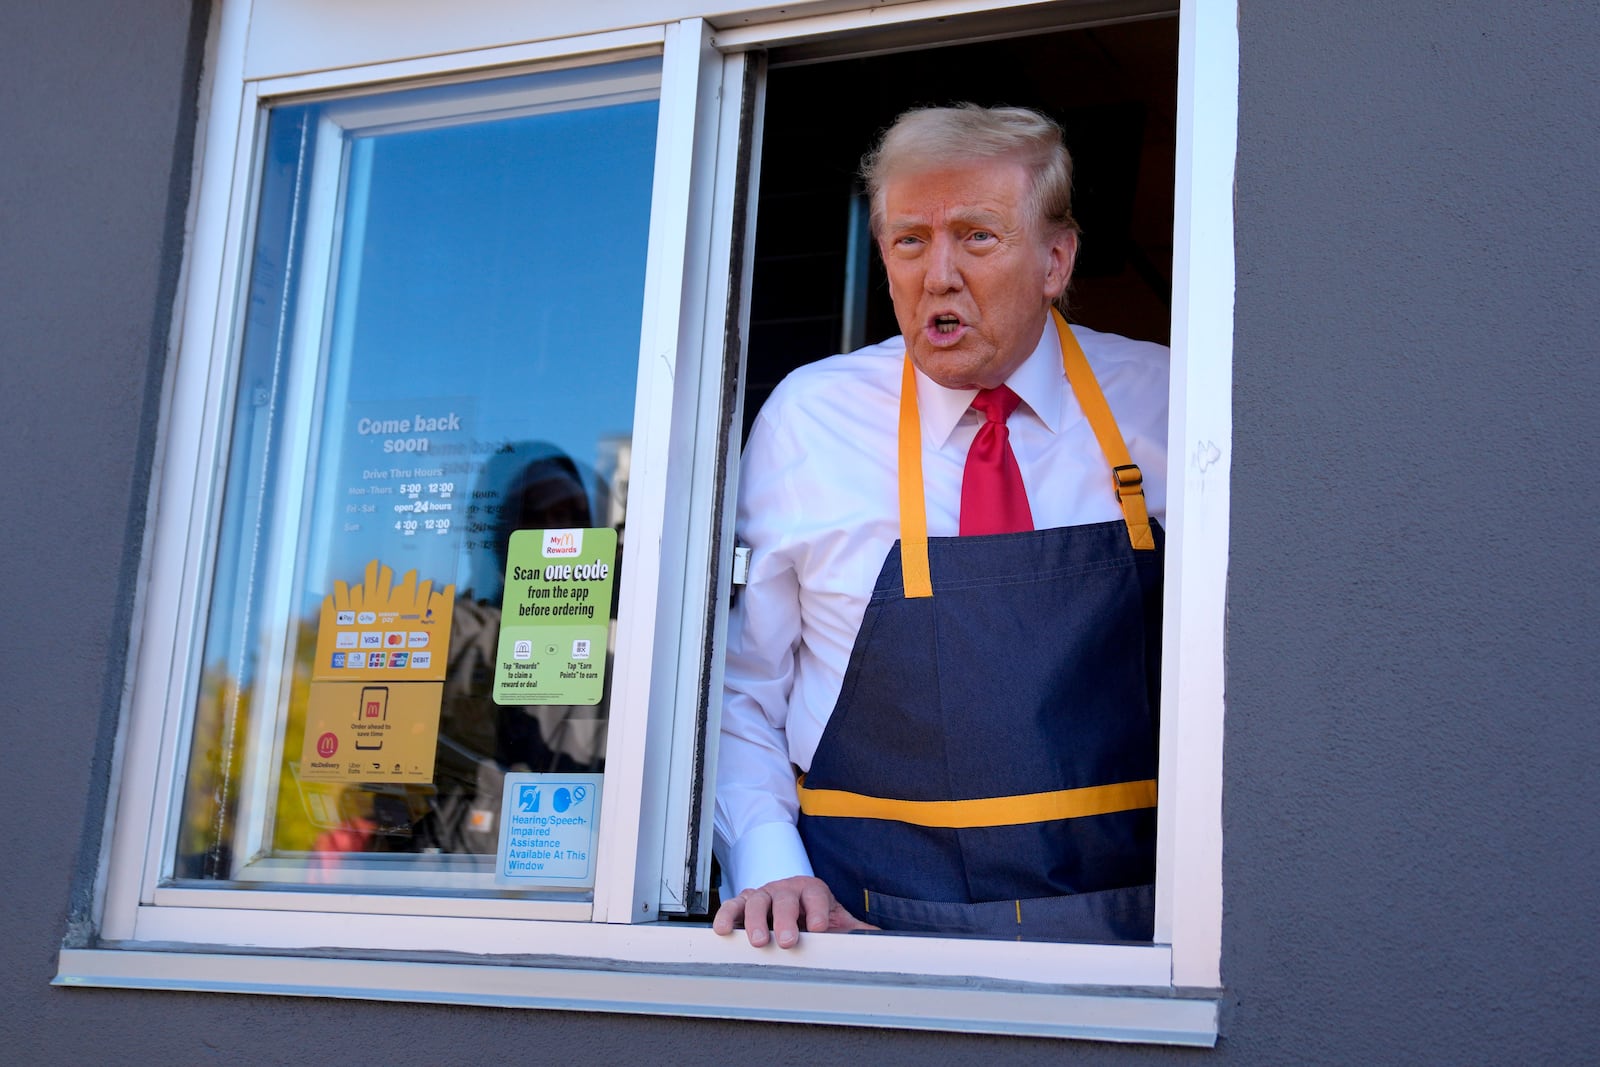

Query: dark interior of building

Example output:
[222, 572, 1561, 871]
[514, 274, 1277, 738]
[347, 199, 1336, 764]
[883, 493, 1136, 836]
[743, 13, 1178, 439]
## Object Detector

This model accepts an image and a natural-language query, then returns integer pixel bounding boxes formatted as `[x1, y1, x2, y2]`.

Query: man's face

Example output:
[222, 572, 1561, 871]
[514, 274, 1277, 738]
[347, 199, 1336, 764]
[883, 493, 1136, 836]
[877, 159, 1075, 391]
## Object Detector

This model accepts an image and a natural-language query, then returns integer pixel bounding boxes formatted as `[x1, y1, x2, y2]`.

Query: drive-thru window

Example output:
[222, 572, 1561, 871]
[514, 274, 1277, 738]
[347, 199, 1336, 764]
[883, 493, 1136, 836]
[62, 0, 1235, 1045]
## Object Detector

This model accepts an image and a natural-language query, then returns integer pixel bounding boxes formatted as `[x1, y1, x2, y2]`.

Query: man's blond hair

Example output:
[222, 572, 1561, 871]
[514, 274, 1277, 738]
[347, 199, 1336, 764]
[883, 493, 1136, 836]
[861, 104, 1079, 244]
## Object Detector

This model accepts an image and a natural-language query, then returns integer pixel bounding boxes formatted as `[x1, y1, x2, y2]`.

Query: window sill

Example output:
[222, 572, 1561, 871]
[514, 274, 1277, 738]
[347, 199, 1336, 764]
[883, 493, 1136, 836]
[57, 941, 1218, 1046]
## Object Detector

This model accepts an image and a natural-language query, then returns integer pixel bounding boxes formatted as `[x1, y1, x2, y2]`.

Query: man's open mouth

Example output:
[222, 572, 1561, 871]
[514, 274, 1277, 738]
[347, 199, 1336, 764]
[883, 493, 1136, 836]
[933, 314, 962, 334]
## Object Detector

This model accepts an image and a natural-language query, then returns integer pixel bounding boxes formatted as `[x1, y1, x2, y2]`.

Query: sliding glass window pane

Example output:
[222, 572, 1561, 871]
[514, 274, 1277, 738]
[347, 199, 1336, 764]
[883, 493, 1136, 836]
[174, 58, 659, 895]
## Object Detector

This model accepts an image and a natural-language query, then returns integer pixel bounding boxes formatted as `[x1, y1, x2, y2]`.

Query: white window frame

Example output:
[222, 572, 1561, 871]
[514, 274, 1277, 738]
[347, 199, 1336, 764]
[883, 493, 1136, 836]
[176, 52, 674, 907]
[60, 0, 1235, 1047]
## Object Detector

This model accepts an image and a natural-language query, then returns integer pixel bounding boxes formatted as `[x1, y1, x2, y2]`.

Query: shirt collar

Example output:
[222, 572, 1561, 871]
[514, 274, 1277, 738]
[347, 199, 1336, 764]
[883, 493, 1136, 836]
[913, 316, 1066, 449]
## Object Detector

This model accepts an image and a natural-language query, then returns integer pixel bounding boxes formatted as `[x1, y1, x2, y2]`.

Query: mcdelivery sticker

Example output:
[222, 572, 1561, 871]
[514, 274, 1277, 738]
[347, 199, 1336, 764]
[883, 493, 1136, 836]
[300, 559, 453, 783]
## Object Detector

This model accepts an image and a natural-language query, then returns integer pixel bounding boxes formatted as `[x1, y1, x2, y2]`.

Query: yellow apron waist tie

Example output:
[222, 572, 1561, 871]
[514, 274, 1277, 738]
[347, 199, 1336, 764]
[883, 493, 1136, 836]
[796, 774, 1156, 829]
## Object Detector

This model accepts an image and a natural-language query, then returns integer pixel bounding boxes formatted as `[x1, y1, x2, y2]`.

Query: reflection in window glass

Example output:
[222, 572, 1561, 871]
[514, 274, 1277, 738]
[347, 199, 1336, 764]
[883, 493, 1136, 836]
[175, 59, 659, 893]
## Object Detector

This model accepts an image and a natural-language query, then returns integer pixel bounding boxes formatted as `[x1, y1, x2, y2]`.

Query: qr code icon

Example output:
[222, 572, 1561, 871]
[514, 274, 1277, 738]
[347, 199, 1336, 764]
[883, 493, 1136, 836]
[571, 639, 592, 660]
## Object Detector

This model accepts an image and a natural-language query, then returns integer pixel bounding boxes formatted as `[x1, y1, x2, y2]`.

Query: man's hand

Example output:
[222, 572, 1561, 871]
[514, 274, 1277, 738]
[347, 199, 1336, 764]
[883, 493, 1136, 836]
[712, 875, 876, 948]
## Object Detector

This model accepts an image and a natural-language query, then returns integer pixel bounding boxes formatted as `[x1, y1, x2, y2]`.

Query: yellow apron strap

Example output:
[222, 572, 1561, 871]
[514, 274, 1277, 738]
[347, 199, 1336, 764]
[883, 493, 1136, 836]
[896, 311, 1155, 598]
[898, 356, 934, 598]
[1053, 309, 1156, 551]
[797, 773, 1156, 828]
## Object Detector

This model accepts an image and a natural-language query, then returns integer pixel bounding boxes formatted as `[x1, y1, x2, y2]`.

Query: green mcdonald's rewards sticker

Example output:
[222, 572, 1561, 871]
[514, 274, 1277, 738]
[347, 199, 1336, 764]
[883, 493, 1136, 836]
[494, 528, 617, 706]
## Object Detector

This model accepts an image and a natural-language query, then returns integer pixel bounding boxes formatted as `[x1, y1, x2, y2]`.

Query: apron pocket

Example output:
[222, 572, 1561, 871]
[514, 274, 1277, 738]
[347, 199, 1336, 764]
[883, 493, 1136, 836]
[863, 883, 1154, 942]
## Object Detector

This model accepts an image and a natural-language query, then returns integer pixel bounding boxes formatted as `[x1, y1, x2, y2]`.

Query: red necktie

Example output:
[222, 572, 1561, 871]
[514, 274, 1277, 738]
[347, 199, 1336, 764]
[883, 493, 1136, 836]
[959, 385, 1034, 535]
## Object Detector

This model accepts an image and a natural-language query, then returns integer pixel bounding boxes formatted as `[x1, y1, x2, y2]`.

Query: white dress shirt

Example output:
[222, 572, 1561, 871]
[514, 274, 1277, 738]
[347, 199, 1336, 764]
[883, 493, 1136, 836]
[714, 321, 1170, 894]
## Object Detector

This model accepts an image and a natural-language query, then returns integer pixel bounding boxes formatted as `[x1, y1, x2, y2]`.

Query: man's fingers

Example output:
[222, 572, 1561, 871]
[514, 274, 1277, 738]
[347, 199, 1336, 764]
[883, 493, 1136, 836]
[770, 887, 805, 948]
[839, 911, 879, 933]
[714, 876, 873, 947]
[711, 893, 744, 936]
[800, 883, 833, 932]
[741, 888, 774, 947]
[713, 889, 773, 947]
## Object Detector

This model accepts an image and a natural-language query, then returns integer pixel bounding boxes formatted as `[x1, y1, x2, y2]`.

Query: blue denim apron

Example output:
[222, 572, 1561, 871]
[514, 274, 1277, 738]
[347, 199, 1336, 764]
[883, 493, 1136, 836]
[796, 312, 1162, 941]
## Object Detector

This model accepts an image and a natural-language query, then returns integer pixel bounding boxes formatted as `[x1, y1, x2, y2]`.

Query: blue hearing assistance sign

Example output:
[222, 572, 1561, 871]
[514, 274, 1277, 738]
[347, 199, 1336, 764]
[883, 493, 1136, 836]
[495, 772, 603, 887]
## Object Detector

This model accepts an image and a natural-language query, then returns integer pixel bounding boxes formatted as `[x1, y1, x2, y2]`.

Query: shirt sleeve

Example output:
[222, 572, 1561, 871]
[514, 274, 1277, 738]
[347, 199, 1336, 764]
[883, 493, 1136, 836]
[713, 402, 817, 893]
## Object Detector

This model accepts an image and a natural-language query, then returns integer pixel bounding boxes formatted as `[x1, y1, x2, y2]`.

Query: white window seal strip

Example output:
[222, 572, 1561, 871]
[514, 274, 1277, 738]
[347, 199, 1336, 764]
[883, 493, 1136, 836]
[57, 948, 1218, 1046]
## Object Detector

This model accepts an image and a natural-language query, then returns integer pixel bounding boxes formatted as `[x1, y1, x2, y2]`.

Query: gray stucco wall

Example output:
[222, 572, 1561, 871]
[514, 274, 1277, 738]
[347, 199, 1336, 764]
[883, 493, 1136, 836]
[1227, 2, 1598, 1060]
[4, 1, 1594, 1063]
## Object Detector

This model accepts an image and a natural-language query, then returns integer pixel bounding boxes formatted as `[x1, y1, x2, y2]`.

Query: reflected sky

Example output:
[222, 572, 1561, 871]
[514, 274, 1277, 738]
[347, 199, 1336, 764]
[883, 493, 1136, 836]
[348, 100, 656, 430]
[208, 62, 659, 677]
[313, 91, 658, 599]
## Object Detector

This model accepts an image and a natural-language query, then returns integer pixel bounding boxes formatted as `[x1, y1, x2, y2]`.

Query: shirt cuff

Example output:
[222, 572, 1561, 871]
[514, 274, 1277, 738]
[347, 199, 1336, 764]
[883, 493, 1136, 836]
[727, 820, 814, 893]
